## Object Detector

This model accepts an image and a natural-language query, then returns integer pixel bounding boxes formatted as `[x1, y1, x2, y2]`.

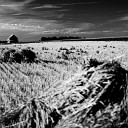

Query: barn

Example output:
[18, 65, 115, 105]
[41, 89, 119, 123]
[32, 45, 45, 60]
[7, 34, 19, 43]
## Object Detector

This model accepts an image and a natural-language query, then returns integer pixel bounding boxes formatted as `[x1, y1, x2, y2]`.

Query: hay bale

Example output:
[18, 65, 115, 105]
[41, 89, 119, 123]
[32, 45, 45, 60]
[2, 49, 24, 63]
[0, 98, 62, 128]
[54, 60, 128, 128]
[1, 48, 38, 63]
[21, 49, 37, 63]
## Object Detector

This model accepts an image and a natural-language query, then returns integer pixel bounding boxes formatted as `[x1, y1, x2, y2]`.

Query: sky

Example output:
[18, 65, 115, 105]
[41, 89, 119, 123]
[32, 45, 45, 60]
[0, 0, 128, 41]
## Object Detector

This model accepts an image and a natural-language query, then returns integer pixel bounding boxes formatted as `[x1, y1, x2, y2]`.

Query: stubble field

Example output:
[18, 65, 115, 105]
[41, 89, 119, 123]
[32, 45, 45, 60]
[0, 41, 128, 128]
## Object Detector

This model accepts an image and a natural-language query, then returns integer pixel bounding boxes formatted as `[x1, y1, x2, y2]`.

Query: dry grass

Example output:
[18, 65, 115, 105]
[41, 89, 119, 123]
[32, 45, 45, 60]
[0, 41, 128, 127]
[54, 60, 128, 128]
[0, 58, 128, 128]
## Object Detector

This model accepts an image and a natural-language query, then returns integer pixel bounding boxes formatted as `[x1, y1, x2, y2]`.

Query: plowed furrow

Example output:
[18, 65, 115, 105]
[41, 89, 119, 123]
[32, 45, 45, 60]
[2, 63, 18, 78]
[12, 64, 30, 77]
[4, 63, 28, 79]
[0, 63, 14, 78]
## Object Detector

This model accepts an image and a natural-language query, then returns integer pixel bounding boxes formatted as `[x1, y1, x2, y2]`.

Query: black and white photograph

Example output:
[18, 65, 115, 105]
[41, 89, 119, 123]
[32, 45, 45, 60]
[0, 0, 128, 127]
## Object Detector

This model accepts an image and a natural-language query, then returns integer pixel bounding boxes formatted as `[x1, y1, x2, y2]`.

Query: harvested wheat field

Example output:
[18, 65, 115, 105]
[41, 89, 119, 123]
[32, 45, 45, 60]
[0, 41, 128, 128]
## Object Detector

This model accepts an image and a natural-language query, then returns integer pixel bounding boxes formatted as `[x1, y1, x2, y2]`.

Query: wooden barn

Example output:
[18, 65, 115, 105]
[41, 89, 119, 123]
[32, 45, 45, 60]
[7, 34, 19, 43]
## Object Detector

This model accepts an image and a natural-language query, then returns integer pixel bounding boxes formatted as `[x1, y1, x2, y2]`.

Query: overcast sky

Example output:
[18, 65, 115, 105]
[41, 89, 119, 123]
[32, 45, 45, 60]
[0, 0, 128, 41]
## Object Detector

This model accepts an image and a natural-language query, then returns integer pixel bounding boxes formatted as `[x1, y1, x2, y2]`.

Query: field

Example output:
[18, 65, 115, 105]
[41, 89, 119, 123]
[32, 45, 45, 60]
[0, 41, 128, 128]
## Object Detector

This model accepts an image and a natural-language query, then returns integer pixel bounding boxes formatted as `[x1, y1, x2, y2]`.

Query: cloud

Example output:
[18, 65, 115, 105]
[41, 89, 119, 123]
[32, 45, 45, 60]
[30, 29, 61, 35]
[12, 13, 27, 16]
[0, 18, 64, 35]
[55, 9, 70, 12]
[0, 21, 94, 36]
[29, 23, 94, 36]
[57, 2, 101, 6]
[77, 23, 94, 29]
[119, 16, 128, 20]
[74, 31, 100, 35]
[57, 14, 64, 19]
[62, 23, 94, 34]
[0, 0, 34, 13]
[71, 30, 115, 37]
[0, 23, 44, 31]
[109, 15, 128, 22]
[32, 4, 61, 9]
[32, 2, 100, 10]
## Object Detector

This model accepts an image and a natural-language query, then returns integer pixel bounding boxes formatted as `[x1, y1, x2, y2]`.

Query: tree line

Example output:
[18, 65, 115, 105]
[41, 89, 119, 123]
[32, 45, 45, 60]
[41, 36, 81, 41]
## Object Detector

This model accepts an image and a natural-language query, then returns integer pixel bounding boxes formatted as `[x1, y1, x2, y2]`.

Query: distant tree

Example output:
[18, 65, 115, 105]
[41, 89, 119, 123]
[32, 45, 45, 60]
[41, 36, 81, 41]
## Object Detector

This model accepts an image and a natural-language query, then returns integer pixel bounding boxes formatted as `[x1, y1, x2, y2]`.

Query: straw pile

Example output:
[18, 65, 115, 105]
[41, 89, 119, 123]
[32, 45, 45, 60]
[0, 48, 38, 63]
[0, 98, 62, 128]
[54, 60, 128, 128]
[0, 58, 128, 128]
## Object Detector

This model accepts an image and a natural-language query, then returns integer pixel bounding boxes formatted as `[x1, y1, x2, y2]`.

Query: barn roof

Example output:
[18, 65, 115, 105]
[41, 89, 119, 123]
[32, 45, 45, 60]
[7, 34, 18, 40]
[7, 34, 19, 43]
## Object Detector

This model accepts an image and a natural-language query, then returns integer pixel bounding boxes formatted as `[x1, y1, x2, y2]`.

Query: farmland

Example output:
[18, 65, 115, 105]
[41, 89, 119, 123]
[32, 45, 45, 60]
[0, 41, 128, 128]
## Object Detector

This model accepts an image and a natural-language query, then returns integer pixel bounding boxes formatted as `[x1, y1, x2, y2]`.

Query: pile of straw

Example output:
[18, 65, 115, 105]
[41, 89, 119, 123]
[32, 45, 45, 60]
[0, 58, 128, 128]
[55, 60, 128, 128]
[0, 98, 62, 128]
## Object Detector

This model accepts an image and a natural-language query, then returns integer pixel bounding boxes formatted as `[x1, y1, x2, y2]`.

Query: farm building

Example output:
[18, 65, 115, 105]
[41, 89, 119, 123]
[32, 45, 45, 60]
[7, 34, 19, 43]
